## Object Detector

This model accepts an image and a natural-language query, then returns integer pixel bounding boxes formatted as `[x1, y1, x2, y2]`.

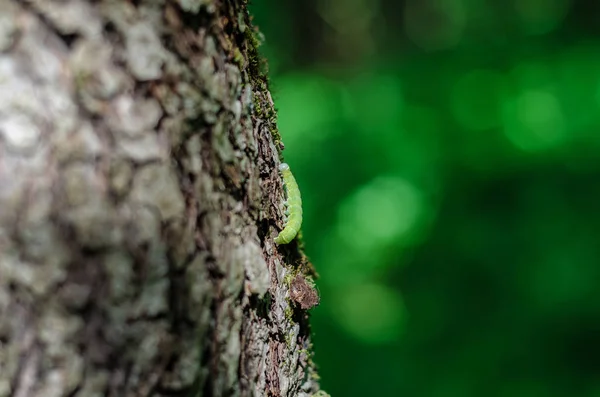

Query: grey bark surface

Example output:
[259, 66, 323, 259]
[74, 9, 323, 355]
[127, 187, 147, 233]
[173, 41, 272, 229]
[0, 1, 321, 396]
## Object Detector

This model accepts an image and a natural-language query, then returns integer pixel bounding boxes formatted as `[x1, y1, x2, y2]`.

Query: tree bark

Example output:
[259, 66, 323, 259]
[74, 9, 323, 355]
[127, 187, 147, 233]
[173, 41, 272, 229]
[0, 1, 321, 396]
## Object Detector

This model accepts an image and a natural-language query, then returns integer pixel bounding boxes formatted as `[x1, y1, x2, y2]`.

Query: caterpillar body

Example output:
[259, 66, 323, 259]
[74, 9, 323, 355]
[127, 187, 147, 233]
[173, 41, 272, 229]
[275, 163, 302, 244]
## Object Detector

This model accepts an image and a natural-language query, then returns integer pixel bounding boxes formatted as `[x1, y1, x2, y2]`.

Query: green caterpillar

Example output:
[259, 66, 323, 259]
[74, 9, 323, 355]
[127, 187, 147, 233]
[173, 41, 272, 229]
[275, 163, 302, 244]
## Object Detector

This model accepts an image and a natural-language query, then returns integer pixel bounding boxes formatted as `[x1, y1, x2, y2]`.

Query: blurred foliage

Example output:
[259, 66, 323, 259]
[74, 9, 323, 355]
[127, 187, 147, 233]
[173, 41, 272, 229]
[250, 0, 600, 396]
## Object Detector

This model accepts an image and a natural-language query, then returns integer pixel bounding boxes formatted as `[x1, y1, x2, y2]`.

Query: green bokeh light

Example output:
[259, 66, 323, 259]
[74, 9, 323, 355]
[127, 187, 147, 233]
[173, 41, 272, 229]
[337, 176, 423, 250]
[276, 73, 345, 147]
[331, 283, 407, 344]
[502, 89, 566, 152]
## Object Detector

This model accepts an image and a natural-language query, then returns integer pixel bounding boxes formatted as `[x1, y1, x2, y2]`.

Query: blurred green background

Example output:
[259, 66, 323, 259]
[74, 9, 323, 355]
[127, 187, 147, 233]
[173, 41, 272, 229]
[250, 0, 600, 396]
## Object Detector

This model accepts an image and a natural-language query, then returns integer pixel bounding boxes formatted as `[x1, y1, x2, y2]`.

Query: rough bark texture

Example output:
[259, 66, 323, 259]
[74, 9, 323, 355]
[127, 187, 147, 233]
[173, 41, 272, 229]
[0, 0, 321, 396]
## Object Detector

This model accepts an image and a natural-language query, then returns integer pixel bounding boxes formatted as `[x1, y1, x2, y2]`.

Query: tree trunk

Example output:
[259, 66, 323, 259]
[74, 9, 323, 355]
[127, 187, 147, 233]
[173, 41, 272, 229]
[0, 1, 321, 396]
